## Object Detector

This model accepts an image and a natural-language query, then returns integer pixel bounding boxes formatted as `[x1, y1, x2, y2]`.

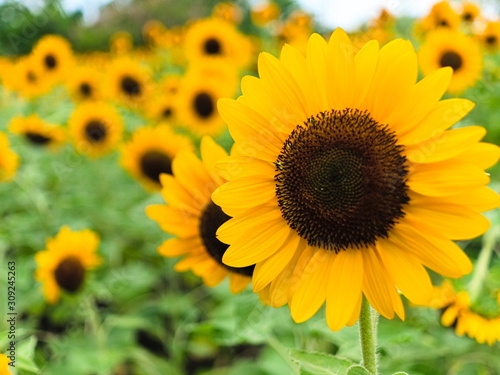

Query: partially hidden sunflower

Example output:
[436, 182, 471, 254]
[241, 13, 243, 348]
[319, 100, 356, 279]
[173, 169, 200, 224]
[0, 132, 19, 182]
[419, 29, 482, 94]
[31, 34, 75, 83]
[146, 136, 252, 292]
[65, 65, 103, 102]
[120, 125, 194, 191]
[9, 114, 65, 149]
[428, 281, 500, 345]
[105, 58, 152, 107]
[68, 101, 123, 157]
[480, 21, 500, 51]
[212, 29, 500, 331]
[416, 1, 460, 34]
[0, 353, 11, 375]
[175, 76, 232, 137]
[35, 226, 101, 304]
[183, 17, 253, 68]
[9, 56, 53, 99]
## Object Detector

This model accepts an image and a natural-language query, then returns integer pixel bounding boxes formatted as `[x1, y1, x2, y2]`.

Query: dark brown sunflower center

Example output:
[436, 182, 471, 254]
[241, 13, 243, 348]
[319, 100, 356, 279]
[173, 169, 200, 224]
[162, 107, 172, 118]
[54, 256, 85, 293]
[85, 120, 107, 143]
[79, 82, 92, 97]
[121, 76, 141, 96]
[27, 70, 37, 83]
[275, 109, 409, 252]
[439, 50, 463, 71]
[486, 35, 497, 46]
[194, 92, 214, 119]
[25, 132, 51, 145]
[204, 37, 222, 54]
[140, 150, 172, 183]
[44, 54, 57, 69]
[199, 200, 254, 276]
[462, 12, 473, 21]
[438, 18, 449, 27]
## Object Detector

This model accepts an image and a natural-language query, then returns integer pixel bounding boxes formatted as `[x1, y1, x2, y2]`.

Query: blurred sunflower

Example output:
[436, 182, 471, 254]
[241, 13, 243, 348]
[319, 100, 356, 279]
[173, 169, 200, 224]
[31, 34, 75, 83]
[480, 21, 500, 51]
[158, 74, 181, 95]
[0, 133, 19, 182]
[66, 66, 103, 102]
[419, 29, 482, 94]
[417, 1, 460, 33]
[146, 137, 252, 292]
[0, 353, 11, 375]
[145, 93, 177, 123]
[175, 77, 230, 137]
[212, 1, 243, 24]
[110, 31, 134, 55]
[460, 2, 481, 23]
[35, 226, 101, 304]
[10, 56, 53, 99]
[9, 114, 65, 148]
[250, 1, 280, 27]
[105, 58, 152, 107]
[183, 17, 253, 68]
[212, 29, 500, 331]
[68, 101, 124, 157]
[185, 58, 240, 96]
[120, 125, 194, 191]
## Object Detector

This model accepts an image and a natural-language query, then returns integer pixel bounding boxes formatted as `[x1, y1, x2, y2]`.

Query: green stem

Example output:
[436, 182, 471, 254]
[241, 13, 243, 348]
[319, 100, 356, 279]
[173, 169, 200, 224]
[468, 227, 499, 304]
[359, 296, 378, 375]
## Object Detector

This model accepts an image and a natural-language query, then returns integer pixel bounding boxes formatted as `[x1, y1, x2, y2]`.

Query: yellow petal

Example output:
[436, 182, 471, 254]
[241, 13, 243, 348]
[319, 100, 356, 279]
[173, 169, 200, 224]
[216, 155, 275, 181]
[391, 222, 472, 278]
[172, 151, 212, 199]
[325, 249, 363, 331]
[352, 40, 379, 109]
[377, 239, 433, 305]
[200, 136, 228, 181]
[290, 250, 333, 323]
[158, 237, 202, 257]
[229, 273, 251, 294]
[406, 126, 486, 164]
[305, 33, 329, 113]
[145, 205, 198, 237]
[159, 174, 202, 215]
[453, 142, 500, 170]
[435, 187, 500, 213]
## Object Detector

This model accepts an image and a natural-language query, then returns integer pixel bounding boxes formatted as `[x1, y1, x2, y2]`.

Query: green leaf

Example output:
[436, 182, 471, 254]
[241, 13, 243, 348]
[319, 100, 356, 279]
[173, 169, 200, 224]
[289, 349, 354, 375]
[392, 372, 410, 375]
[346, 365, 372, 375]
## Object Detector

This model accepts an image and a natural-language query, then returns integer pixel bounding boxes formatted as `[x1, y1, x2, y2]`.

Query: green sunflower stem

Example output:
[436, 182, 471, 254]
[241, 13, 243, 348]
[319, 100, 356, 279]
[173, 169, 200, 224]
[358, 296, 379, 375]
[468, 227, 499, 304]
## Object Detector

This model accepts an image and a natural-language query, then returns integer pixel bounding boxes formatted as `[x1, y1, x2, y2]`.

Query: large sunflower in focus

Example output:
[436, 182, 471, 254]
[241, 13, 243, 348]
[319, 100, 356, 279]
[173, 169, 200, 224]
[68, 102, 123, 157]
[146, 137, 252, 292]
[419, 29, 482, 94]
[35, 226, 101, 304]
[120, 125, 194, 191]
[212, 29, 500, 331]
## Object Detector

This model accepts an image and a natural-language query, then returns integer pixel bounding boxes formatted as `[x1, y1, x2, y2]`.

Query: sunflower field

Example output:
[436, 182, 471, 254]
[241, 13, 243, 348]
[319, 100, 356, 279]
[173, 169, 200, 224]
[1, 0, 500, 374]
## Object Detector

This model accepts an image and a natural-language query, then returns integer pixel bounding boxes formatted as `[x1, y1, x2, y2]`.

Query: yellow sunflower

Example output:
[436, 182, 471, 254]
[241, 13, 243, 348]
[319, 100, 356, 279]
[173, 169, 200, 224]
[9, 114, 65, 149]
[175, 77, 231, 137]
[417, 1, 460, 33]
[0, 353, 11, 375]
[0, 133, 19, 182]
[120, 125, 194, 191]
[145, 93, 177, 123]
[35, 226, 101, 304]
[212, 2, 243, 24]
[185, 58, 240, 97]
[9, 56, 53, 99]
[419, 29, 482, 94]
[250, 1, 281, 27]
[31, 34, 75, 83]
[460, 2, 481, 23]
[65, 65, 103, 102]
[110, 31, 134, 55]
[479, 21, 500, 51]
[105, 58, 152, 107]
[183, 17, 253, 68]
[158, 74, 181, 95]
[212, 29, 500, 331]
[146, 136, 252, 292]
[68, 101, 124, 157]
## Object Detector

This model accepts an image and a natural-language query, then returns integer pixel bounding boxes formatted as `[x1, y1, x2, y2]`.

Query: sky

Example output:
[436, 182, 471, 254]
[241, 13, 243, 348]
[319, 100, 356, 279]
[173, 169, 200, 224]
[15, 0, 500, 29]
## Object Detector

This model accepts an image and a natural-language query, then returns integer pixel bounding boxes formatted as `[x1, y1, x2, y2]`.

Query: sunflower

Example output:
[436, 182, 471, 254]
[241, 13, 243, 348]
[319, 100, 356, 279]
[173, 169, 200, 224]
[183, 18, 253, 68]
[158, 74, 181, 95]
[145, 93, 177, 123]
[185, 58, 240, 96]
[435, 284, 500, 345]
[65, 65, 103, 102]
[479, 21, 500, 51]
[460, 2, 481, 23]
[35, 226, 101, 304]
[419, 29, 482, 94]
[146, 137, 252, 292]
[175, 76, 231, 137]
[212, 29, 500, 331]
[212, 2, 243, 24]
[110, 31, 134, 55]
[8, 114, 65, 148]
[250, 1, 281, 27]
[0, 353, 11, 375]
[10, 56, 53, 99]
[0, 132, 19, 182]
[68, 101, 124, 157]
[417, 1, 460, 33]
[120, 125, 194, 191]
[31, 34, 75, 83]
[105, 58, 152, 107]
